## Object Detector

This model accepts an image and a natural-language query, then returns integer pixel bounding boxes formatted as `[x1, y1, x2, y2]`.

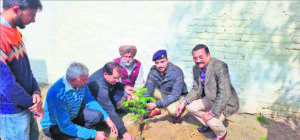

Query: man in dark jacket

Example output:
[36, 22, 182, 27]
[143, 50, 188, 123]
[176, 44, 239, 140]
[88, 62, 134, 140]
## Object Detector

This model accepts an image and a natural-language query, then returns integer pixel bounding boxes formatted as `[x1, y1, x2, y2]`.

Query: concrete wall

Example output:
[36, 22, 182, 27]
[1, 1, 299, 117]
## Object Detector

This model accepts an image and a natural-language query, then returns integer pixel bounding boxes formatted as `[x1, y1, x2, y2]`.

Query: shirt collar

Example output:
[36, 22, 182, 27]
[200, 65, 208, 73]
[63, 76, 75, 92]
[1, 16, 12, 28]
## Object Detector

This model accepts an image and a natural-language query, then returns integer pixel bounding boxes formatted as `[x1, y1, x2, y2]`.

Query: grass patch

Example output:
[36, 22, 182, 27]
[256, 115, 270, 125]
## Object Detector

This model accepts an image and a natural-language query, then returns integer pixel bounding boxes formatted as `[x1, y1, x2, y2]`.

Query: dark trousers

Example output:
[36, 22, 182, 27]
[43, 105, 103, 140]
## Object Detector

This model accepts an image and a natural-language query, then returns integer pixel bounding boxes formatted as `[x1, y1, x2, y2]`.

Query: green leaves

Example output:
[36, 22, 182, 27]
[122, 87, 155, 127]
[259, 137, 267, 140]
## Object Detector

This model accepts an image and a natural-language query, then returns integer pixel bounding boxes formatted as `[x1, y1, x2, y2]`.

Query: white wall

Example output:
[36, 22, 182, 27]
[2, 1, 299, 117]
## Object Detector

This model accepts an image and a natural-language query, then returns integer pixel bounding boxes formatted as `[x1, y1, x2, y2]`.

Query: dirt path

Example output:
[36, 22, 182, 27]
[122, 110, 300, 140]
[38, 84, 300, 140]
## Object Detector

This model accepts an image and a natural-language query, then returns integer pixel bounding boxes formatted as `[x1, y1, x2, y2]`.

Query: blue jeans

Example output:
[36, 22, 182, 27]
[0, 110, 39, 140]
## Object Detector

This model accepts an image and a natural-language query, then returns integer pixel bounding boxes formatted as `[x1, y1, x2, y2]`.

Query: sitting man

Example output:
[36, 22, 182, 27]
[113, 45, 144, 106]
[41, 62, 118, 140]
[176, 44, 239, 140]
[143, 50, 188, 123]
[88, 62, 135, 140]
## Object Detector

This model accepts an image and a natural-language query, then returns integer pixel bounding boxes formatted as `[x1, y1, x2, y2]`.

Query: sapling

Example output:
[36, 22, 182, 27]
[123, 87, 155, 132]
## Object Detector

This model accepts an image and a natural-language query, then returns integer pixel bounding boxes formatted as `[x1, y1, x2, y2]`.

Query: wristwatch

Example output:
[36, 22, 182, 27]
[208, 110, 215, 116]
[182, 99, 188, 105]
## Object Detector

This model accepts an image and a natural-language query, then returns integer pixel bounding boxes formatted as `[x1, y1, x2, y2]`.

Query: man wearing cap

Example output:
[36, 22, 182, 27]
[143, 50, 188, 123]
[113, 45, 144, 107]
[176, 44, 239, 140]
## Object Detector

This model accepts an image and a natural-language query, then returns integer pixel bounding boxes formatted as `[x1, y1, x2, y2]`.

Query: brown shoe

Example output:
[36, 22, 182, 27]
[147, 109, 161, 118]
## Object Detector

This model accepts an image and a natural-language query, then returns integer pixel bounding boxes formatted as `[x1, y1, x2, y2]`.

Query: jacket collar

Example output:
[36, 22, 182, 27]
[204, 57, 215, 86]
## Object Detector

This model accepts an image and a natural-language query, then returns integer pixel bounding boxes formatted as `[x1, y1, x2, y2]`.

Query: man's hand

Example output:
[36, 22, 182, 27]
[29, 103, 44, 120]
[95, 131, 108, 140]
[29, 92, 44, 120]
[32, 91, 42, 105]
[127, 93, 133, 100]
[105, 118, 118, 138]
[176, 102, 186, 117]
[33, 107, 45, 120]
[122, 132, 134, 140]
[202, 111, 214, 124]
[124, 86, 134, 94]
[146, 102, 156, 110]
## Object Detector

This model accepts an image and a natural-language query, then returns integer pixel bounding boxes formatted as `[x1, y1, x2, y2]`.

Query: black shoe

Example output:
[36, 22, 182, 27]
[197, 126, 212, 132]
[172, 116, 181, 124]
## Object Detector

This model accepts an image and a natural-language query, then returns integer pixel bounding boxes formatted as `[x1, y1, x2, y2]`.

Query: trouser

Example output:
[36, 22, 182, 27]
[186, 97, 227, 137]
[0, 109, 39, 140]
[43, 105, 103, 140]
[153, 88, 184, 117]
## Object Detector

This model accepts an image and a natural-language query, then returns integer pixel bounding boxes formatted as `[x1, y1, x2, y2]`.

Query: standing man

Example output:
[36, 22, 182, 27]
[113, 45, 144, 106]
[41, 62, 118, 140]
[88, 62, 135, 140]
[143, 50, 188, 123]
[0, 0, 44, 140]
[176, 44, 239, 140]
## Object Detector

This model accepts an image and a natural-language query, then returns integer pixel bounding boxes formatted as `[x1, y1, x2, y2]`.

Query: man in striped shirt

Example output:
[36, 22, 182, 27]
[41, 62, 118, 140]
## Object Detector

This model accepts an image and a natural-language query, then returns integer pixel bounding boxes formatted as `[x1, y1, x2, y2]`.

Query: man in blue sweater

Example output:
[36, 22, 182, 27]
[0, 0, 44, 140]
[41, 62, 118, 140]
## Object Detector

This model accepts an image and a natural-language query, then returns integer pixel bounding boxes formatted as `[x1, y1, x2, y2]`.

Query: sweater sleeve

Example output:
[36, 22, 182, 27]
[31, 73, 40, 93]
[0, 61, 34, 108]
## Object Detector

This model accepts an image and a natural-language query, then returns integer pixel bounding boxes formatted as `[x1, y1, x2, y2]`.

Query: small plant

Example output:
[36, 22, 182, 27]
[108, 135, 117, 140]
[256, 114, 270, 125]
[259, 137, 267, 140]
[123, 87, 155, 132]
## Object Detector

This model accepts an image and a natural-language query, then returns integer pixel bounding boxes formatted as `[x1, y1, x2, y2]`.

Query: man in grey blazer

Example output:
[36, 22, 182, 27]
[176, 44, 239, 140]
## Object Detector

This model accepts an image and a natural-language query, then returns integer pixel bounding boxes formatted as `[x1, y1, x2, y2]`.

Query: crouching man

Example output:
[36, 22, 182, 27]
[41, 62, 118, 140]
